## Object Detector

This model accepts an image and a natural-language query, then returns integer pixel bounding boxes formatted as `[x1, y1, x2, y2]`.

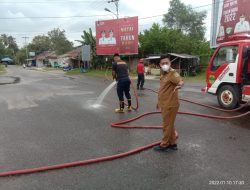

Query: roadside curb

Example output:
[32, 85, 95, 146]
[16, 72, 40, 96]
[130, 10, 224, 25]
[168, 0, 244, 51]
[29, 67, 65, 74]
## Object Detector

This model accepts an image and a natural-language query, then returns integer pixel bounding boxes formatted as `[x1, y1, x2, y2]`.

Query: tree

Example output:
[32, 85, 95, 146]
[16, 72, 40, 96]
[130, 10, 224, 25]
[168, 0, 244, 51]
[0, 34, 19, 57]
[139, 23, 190, 56]
[78, 28, 106, 69]
[0, 38, 5, 57]
[26, 29, 73, 55]
[163, 0, 207, 40]
[139, 23, 212, 66]
[139, 23, 169, 57]
[6, 35, 19, 54]
[27, 35, 51, 54]
[78, 28, 96, 48]
[48, 28, 73, 55]
[15, 48, 27, 65]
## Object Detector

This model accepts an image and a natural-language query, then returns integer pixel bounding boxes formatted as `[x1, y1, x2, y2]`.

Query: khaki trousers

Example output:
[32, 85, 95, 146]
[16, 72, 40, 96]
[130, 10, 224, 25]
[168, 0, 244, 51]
[160, 106, 179, 147]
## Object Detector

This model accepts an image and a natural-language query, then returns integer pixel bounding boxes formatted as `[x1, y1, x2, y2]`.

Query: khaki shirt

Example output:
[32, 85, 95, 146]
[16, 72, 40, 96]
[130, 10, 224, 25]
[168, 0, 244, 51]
[158, 69, 182, 107]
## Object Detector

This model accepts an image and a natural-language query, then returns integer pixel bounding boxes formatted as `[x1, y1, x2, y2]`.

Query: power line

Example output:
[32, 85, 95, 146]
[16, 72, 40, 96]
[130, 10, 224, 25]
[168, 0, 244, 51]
[0, 0, 230, 36]
[90, 1, 110, 15]
[0, 0, 103, 4]
[0, 14, 112, 20]
[139, 14, 165, 20]
[0, 1, 213, 20]
[138, 1, 214, 20]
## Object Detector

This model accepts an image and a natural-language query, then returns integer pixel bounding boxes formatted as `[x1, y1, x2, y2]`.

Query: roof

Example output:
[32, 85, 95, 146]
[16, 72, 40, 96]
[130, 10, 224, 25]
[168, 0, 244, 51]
[1, 57, 13, 62]
[145, 53, 198, 60]
[59, 47, 82, 59]
[168, 53, 198, 59]
[35, 51, 57, 60]
[145, 56, 161, 60]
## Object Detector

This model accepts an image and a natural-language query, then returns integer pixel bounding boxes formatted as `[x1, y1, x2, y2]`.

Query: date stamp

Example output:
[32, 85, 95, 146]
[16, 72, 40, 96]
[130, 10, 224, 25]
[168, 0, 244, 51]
[209, 180, 245, 186]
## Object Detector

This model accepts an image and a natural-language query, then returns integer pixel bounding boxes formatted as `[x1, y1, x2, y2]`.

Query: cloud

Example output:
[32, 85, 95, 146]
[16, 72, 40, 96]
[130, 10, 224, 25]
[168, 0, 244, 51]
[0, 0, 212, 48]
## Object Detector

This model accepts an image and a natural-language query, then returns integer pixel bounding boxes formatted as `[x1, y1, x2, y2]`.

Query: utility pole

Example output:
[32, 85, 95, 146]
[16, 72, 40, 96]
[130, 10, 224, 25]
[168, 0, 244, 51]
[22, 36, 29, 65]
[108, 0, 119, 19]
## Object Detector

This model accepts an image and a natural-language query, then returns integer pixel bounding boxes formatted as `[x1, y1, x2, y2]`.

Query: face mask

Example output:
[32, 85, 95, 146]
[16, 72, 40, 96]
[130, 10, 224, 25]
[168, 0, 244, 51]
[161, 64, 170, 72]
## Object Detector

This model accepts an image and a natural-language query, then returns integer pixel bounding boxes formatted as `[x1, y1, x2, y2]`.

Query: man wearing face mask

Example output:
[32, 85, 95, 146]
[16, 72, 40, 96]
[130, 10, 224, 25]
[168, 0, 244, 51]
[154, 55, 184, 152]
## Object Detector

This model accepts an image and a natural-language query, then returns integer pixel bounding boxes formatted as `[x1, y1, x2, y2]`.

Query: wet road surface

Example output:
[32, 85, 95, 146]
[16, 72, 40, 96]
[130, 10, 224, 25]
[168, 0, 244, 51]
[0, 66, 249, 190]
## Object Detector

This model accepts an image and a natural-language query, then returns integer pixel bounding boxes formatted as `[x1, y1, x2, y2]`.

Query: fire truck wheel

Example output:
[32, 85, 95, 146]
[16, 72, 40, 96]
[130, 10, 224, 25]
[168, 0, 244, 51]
[217, 85, 239, 109]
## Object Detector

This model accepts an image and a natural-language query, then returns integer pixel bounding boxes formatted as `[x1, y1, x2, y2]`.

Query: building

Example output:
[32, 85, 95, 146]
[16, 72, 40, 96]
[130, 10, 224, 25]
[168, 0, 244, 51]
[57, 47, 82, 68]
[33, 51, 58, 67]
[145, 53, 200, 76]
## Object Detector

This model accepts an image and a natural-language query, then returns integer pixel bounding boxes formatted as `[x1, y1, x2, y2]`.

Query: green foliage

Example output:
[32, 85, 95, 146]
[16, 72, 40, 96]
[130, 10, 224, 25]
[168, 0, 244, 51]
[0, 34, 19, 59]
[139, 23, 166, 56]
[163, 0, 207, 40]
[48, 28, 73, 55]
[67, 68, 137, 77]
[27, 35, 51, 54]
[139, 24, 212, 64]
[78, 28, 107, 69]
[78, 28, 96, 48]
[0, 39, 5, 57]
[185, 68, 206, 82]
[15, 48, 27, 65]
[24, 28, 73, 56]
[67, 69, 111, 77]
[0, 64, 6, 74]
[139, 0, 211, 62]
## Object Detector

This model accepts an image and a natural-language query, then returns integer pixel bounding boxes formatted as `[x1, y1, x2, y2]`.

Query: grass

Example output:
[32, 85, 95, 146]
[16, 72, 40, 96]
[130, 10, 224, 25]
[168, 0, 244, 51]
[0, 65, 6, 75]
[67, 68, 206, 82]
[67, 69, 111, 77]
[43, 67, 62, 71]
[67, 69, 137, 78]
[184, 69, 206, 82]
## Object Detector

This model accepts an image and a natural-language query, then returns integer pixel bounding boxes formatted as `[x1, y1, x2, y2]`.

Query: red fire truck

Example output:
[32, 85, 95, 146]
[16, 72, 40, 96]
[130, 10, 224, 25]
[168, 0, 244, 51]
[204, 0, 250, 109]
[205, 35, 250, 109]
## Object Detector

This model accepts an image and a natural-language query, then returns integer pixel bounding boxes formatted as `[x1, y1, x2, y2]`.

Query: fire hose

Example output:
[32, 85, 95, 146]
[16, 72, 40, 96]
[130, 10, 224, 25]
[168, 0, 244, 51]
[144, 87, 250, 112]
[0, 81, 249, 177]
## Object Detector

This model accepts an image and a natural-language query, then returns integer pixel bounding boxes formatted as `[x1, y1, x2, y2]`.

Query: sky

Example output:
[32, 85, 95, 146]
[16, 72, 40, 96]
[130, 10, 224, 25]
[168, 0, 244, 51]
[0, 0, 212, 47]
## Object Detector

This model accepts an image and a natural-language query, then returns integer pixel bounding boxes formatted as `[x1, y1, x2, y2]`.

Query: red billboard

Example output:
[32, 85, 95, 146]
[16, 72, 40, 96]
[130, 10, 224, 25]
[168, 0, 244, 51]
[216, 0, 250, 44]
[96, 16, 138, 55]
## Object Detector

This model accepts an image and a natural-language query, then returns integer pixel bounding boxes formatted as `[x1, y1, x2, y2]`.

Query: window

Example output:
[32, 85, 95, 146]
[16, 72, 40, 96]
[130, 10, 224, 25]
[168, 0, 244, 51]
[211, 46, 238, 71]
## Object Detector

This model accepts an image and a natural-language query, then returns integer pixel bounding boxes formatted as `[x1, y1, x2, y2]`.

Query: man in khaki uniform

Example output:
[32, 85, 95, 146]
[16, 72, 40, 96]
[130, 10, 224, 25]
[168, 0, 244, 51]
[154, 55, 184, 152]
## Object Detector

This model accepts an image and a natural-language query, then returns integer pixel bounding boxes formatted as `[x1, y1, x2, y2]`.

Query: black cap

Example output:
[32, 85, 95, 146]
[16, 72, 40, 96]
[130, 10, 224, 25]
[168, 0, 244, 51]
[114, 53, 120, 57]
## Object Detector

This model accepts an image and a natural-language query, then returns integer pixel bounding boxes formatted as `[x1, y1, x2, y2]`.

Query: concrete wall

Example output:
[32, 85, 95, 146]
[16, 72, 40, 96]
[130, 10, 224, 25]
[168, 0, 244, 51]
[49, 59, 58, 67]
[36, 60, 43, 67]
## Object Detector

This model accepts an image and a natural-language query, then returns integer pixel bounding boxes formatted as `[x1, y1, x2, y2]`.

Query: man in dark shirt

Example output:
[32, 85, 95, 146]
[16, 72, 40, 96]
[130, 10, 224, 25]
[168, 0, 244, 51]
[137, 58, 145, 90]
[112, 53, 132, 113]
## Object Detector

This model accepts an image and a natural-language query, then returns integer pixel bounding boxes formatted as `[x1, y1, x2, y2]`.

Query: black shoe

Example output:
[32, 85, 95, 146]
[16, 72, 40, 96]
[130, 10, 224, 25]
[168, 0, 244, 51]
[153, 145, 170, 152]
[169, 144, 178, 150]
[153, 144, 177, 152]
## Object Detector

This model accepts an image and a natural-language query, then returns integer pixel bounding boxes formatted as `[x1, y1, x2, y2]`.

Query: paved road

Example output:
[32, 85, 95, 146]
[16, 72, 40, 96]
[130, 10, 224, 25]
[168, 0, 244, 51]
[0, 66, 249, 190]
